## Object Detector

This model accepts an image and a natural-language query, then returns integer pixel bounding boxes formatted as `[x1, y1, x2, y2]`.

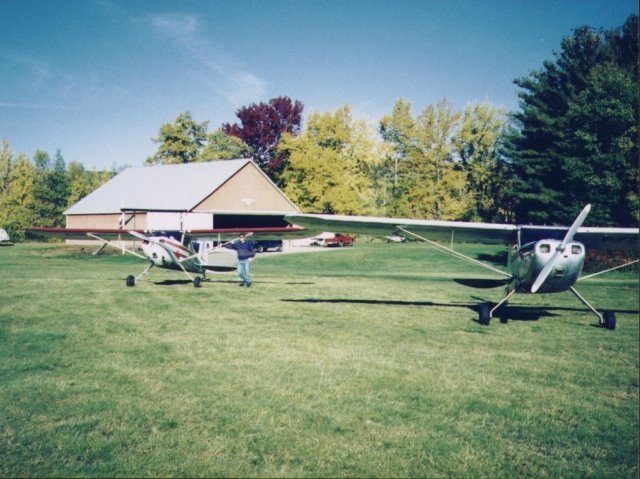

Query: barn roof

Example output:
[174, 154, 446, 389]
[65, 159, 267, 215]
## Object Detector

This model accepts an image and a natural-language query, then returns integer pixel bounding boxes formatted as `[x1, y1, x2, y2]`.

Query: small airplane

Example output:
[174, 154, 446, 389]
[285, 204, 639, 330]
[28, 226, 309, 288]
[0, 228, 13, 246]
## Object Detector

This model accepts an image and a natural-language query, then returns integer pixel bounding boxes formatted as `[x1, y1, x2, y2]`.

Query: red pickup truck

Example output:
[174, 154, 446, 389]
[314, 233, 355, 247]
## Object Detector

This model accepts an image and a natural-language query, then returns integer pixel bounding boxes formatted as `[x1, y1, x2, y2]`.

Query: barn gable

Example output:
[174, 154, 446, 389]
[195, 161, 298, 213]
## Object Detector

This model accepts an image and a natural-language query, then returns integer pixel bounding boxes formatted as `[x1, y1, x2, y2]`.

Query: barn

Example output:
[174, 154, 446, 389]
[65, 159, 300, 232]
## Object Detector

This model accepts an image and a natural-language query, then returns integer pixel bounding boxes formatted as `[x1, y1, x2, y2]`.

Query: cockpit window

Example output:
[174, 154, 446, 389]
[539, 243, 551, 253]
[571, 245, 582, 254]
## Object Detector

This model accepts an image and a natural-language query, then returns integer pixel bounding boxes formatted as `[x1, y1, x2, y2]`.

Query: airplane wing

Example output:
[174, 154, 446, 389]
[285, 214, 639, 250]
[28, 226, 312, 242]
[185, 226, 314, 241]
[520, 226, 638, 251]
[285, 214, 518, 245]
[27, 228, 143, 241]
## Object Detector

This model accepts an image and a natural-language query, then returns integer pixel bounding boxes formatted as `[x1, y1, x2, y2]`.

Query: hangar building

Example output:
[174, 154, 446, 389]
[65, 159, 300, 231]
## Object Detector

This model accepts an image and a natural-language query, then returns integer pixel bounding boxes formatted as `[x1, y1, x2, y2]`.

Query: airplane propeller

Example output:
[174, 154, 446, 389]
[531, 204, 591, 293]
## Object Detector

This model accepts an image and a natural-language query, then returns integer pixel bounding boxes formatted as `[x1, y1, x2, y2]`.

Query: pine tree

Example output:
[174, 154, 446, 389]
[508, 15, 638, 225]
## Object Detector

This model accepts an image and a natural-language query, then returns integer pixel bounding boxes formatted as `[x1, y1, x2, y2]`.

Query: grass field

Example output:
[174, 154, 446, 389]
[1, 241, 638, 478]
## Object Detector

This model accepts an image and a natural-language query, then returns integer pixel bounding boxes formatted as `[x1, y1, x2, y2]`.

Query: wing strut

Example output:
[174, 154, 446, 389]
[577, 259, 639, 281]
[569, 286, 603, 323]
[397, 226, 512, 278]
[87, 233, 146, 259]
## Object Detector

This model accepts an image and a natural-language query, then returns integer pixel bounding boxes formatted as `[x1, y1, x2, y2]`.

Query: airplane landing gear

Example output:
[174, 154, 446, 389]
[193, 276, 202, 288]
[478, 303, 491, 325]
[603, 310, 616, 330]
[126, 275, 135, 287]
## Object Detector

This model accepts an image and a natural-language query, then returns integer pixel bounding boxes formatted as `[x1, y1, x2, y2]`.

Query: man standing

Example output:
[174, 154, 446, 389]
[226, 233, 256, 287]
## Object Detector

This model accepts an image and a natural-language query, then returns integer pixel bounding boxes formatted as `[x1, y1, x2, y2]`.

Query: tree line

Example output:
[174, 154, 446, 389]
[1, 15, 637, 239]
[146, 15, 638, 226]
[0, 142, 115, 239]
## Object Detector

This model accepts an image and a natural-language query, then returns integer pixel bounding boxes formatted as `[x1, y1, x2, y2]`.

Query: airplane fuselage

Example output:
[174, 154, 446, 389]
[139, 236, 237, 273]
[510, 240, 586, 293]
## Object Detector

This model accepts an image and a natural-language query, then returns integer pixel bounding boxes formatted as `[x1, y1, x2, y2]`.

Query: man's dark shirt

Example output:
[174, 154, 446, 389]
[226, 240, 256, 260]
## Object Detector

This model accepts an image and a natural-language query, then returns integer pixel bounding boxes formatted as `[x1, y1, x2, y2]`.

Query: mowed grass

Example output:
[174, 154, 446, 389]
[0, 241, 638, 478]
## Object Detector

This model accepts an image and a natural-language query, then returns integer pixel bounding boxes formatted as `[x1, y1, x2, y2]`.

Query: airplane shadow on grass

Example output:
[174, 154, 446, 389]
[282, 297, 639, 323]
[149, 279, 316, 286]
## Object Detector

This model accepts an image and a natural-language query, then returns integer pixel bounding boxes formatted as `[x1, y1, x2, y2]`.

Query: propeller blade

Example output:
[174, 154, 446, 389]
[531, 249, 561, 293]
[561, 204, 591, 248]
[530, 204, 591, 293]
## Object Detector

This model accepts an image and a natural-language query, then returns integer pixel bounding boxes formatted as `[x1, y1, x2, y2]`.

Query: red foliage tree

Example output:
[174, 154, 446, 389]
[223, 96, 303, 182]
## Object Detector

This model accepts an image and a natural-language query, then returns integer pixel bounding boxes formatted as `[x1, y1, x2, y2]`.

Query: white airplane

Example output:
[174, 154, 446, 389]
[285, 204, 639, 330]
[0, 228, 13, 246]
[28, 226, 309, 288]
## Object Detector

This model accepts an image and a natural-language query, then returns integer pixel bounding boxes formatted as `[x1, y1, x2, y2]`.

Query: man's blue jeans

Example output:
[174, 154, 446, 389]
[237, 258, 252, 285]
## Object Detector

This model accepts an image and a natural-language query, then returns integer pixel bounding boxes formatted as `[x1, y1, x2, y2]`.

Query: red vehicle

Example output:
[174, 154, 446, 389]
[314, 233, 355, 247]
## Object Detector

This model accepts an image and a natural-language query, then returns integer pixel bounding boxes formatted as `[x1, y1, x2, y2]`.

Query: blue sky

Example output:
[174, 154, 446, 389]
[0, 0, 636, 170]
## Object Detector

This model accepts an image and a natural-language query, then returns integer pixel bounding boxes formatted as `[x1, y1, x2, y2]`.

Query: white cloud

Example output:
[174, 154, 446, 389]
[0, 52, 85, 111]
[149, 13, 267, 106]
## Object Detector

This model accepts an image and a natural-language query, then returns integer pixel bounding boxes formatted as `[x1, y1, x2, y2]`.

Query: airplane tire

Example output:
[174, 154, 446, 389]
[193, 276, 202, 288]
[126, 275, 135, 287]
[478, 303, 491, 325]
[603, 310, 616, 330]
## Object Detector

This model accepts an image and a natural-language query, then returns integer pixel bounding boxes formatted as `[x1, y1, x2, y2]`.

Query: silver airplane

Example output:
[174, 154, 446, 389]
[285, 204, 639, 330]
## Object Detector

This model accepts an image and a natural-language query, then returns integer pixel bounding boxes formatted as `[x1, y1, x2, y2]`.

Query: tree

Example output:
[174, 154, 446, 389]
[562, 63, 638, 225]
[379, 99, 419, 215]
[452, 103, 510, 221]
[0, 140, 13, 198]
[223, 96, 303, 182]
[146, 112, 208, 165]
[31, 149, 70, 227]
[66, 162, 112, 207]
[199, 129, 253, 162]
[401, 99, 470, 220]
[507, 15, 638, 225]
[280, 105, 380, 214]
[380, 99, 472, 220]
[0, 153, 37, 239]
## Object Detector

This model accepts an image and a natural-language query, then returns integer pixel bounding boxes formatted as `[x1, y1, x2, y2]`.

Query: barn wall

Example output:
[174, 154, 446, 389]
[66, 213, 148, 230]
[194, 163, 298, 213]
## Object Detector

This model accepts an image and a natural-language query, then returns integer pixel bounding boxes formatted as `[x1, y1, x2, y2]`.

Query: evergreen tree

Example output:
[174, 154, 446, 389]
[562, 63, 638, 225]
[32, 149, 70, 227]
[508, 15, 638, 225]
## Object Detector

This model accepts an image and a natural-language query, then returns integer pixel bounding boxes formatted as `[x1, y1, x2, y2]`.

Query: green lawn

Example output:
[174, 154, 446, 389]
[1, 242, 638, 478]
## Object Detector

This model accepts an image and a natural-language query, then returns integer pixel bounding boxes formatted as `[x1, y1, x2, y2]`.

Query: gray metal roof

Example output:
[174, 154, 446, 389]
[65, 160, 255, 215]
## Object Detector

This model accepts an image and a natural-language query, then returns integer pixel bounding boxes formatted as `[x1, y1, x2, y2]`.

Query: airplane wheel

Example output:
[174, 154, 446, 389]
[126, 275, 135, 287]
[478, 303, 491, 325]
[193, 276, 202, 288]
[603, 310, 616, 330]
